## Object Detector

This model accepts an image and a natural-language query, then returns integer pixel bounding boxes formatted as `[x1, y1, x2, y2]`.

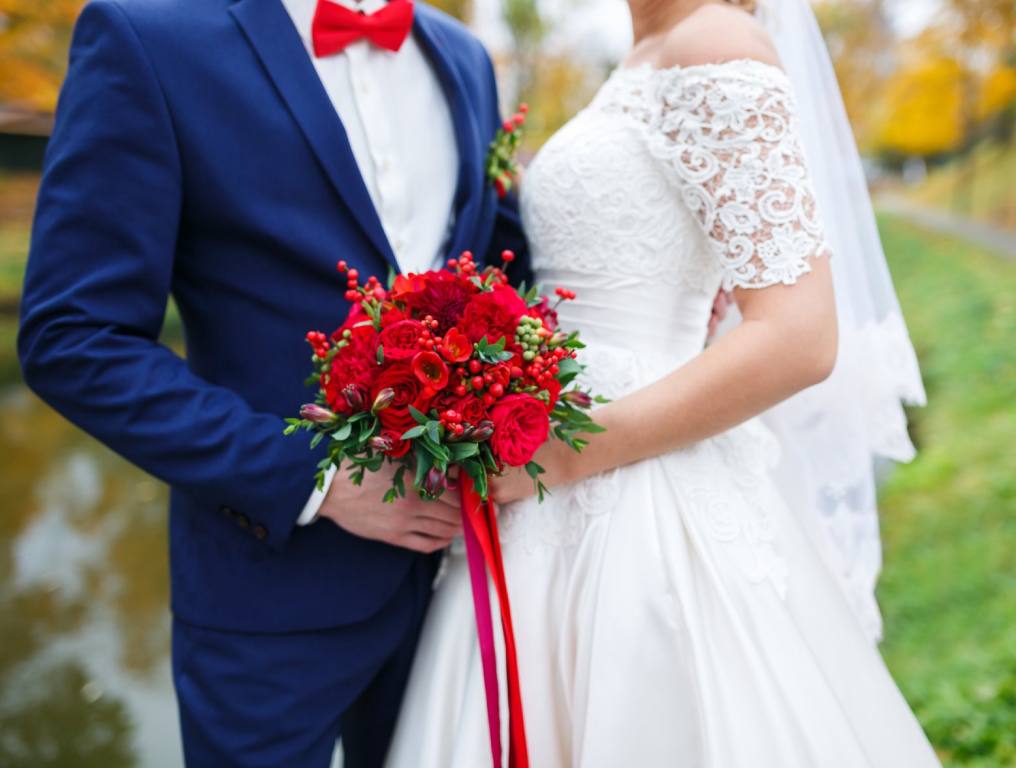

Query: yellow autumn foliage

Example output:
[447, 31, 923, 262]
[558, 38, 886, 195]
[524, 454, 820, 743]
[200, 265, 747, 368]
[878, 57, 966, 156]
[0, 0, 86, 112]
[977, 66, 1016, 121]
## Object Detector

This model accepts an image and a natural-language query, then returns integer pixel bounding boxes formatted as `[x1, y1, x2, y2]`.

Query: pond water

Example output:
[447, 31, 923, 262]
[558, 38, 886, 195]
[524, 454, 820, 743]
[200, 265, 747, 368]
[0, 382, 183, 767]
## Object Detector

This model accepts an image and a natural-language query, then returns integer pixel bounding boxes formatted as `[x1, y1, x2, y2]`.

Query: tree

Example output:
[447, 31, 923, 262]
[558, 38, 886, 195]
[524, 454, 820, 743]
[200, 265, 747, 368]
[814, 0, 895, 151]
[427, 0, 471, 23]
[0, 0, 85, 113]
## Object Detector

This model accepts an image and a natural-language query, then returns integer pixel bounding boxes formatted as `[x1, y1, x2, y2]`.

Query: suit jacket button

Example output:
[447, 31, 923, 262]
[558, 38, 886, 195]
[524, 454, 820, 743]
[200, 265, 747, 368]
[235, 513, 250, 529]
[253, 525, 268, 541]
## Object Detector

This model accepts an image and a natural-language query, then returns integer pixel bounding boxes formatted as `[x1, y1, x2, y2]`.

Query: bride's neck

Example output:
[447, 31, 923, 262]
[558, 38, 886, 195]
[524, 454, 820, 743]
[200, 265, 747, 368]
[627, 0, 721, 45]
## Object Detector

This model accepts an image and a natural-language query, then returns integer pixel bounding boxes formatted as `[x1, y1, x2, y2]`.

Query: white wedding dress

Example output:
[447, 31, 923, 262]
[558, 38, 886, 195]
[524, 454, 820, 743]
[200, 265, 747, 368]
[385, 60, 940, 767]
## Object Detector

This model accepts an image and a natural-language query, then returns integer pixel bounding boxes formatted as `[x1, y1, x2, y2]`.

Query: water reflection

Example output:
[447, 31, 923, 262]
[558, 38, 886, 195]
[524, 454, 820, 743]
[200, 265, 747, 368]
[0, 386, 182, 767]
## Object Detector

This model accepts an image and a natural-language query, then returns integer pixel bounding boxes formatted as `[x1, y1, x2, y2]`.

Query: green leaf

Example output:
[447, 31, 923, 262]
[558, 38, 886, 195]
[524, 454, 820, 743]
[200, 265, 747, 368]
[386, 265, 397, 290]
[409, 405, 429, 425]
[525, 461, 545, 479]
[310, 432, 323, 449]
[401, 425, 427, 440]
[450, 442, 480, 460]
[333, 422, 353, 441]
[376, 344, 385, 364]
[414, 444, 433, 488]
[426, 420, 441, 445]
[556, 356, 582, 386]
[393, 465, 407, 497]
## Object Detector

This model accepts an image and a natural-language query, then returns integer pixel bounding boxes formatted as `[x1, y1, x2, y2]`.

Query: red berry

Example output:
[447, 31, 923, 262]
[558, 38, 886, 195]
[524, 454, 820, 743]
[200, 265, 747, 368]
[490, 383, 505, 398]
[453, 424, 465, 436]
[469, 360, 482, 374]
[502, 120, 514, 133]
[337, 260, 348, 272]
[510, 366, 523, 379]
[501, 250, 515, 263]
[454, 385, 467, 397]
[347, 269, 359, 280]
[519, 103, 529, 114]
[483, 394, 495, 407]
[471, 376, 485, 391]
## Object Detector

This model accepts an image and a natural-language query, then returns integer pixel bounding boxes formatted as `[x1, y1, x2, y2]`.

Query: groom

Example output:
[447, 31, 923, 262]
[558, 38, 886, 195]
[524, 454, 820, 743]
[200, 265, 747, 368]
[18, 0, 528, 764]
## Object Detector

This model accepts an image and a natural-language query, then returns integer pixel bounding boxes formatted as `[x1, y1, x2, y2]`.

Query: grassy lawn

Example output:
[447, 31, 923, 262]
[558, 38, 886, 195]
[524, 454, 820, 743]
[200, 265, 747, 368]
[876, 214, 1016, 766]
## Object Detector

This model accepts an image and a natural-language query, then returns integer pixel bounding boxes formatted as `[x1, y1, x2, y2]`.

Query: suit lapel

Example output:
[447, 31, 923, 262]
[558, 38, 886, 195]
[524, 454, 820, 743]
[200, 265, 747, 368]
[230, 0, 398, 270]
[413, 8, 485, 262]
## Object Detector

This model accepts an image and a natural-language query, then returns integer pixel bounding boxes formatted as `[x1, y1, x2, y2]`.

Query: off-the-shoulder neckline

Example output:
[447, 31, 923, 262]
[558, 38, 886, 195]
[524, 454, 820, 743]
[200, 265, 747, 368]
[613, 57, 788, 80]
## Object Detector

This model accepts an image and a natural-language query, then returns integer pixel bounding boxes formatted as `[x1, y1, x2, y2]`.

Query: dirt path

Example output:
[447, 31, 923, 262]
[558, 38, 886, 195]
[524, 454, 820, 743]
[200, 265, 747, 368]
[877, 194, 1016, 261]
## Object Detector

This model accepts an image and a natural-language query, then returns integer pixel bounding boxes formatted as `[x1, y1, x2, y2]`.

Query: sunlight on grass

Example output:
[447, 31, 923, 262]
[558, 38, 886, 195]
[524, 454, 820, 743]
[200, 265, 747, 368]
[876, 214, 1016, 767]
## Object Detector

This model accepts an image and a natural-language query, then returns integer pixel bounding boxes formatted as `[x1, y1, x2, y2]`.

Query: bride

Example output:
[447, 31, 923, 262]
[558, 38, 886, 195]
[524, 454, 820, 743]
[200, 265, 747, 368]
[386, 0, 939, 765]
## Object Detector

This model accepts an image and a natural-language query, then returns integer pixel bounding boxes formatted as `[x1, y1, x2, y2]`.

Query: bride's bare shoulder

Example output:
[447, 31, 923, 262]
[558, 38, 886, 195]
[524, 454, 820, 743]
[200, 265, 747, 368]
[658, 4, 781, 71]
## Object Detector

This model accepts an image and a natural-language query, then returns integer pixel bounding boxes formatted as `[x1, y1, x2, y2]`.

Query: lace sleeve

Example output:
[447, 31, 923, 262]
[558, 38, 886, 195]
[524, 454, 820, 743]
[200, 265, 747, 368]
[652, 62, 832, 291]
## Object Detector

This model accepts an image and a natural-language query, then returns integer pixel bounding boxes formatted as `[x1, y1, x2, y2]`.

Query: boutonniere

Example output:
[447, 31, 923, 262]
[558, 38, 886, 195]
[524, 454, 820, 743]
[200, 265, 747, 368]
[485, 103, 528, 198]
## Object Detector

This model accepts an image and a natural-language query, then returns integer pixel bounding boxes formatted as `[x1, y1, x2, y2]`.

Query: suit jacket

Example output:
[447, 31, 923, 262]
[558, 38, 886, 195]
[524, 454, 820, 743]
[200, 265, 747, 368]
[18, 0, 530, 632]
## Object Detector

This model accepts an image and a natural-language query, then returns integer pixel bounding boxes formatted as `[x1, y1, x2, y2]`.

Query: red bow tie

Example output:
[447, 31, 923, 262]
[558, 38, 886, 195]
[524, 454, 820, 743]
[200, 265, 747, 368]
[312, 0, 415, 57]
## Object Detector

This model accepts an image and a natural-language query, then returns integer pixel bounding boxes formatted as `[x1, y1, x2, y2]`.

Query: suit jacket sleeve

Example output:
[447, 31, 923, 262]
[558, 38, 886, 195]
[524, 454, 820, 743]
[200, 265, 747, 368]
[17, 1, 324, 552]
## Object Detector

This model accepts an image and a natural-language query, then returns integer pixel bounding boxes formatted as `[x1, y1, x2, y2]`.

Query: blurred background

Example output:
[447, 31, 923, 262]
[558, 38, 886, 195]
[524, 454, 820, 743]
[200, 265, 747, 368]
[0, 0, 1013, 765]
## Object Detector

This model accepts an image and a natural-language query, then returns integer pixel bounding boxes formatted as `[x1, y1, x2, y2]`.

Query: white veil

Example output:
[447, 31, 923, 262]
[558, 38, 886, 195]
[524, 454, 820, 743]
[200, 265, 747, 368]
[744, 0, 927, 641]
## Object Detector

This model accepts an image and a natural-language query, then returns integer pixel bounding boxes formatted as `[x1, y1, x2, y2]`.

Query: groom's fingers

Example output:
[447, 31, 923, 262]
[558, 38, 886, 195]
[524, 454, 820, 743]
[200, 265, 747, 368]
[409, 500, 461, 524]
[409, 517, 461, 539]
[399, 533, 453, 554]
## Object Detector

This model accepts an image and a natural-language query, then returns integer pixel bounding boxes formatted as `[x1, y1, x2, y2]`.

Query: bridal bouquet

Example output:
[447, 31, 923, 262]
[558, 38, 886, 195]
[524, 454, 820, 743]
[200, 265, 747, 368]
[287, 250, 601, 767]
[285, 249, 600, 502]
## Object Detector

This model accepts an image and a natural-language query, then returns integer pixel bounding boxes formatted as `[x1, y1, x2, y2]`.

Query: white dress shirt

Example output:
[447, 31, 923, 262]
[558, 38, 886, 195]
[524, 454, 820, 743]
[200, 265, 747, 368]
[279, 0, 460, 524]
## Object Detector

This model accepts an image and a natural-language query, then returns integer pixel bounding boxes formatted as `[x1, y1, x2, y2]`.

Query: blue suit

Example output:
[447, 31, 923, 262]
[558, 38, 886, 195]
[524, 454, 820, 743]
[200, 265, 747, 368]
[18, 0, 529, 763]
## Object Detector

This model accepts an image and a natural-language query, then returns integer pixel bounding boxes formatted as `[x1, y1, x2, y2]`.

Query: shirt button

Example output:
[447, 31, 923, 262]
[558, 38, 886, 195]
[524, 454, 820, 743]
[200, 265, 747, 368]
[253, 525, 268, 541]
[235, 513, 250, 530]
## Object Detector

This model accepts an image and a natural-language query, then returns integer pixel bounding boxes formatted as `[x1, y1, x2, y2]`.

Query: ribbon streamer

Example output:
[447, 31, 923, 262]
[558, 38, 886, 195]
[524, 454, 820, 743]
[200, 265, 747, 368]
[460, 475, 530, 768]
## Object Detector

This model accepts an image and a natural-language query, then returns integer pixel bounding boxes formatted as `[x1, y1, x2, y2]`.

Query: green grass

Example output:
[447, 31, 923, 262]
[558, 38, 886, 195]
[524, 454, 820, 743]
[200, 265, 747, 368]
[876, 214, 1016, 767]
[0, 225, 30, 302]
[906, 140, 1016, 231]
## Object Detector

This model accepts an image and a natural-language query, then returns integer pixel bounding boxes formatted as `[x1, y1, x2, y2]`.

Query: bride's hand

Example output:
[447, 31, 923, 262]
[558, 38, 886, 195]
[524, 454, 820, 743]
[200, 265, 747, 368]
[489, 439, 575, 505]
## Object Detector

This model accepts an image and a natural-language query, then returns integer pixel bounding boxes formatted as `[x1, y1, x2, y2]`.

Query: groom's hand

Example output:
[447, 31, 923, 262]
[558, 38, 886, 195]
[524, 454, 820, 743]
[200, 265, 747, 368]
[317, 468, 462, 553]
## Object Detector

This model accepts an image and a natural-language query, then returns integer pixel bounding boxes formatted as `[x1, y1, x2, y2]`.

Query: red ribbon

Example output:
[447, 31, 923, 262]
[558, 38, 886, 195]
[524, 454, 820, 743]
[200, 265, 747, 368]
[460, 475, 530, 768]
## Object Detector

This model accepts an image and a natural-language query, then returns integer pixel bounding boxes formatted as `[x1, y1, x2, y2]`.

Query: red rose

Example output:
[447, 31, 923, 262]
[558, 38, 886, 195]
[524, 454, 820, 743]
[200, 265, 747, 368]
[379, 306, 409, 328]
[489, 394, 550, 467]
[378, 319, 425, 361]
[458, 284, 528, 344]
[372, 363, 423, 432]
[323, 329, 380, 414]
[411, 351, 450, 390]
[402, 271, 476, 334]
[454, 395, 488, 426]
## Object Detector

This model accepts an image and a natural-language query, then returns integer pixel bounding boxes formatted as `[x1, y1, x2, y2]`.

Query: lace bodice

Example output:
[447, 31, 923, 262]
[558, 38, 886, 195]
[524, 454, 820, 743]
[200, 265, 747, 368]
[522, 58, 830, 314]
[508, 59, 833, 590]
